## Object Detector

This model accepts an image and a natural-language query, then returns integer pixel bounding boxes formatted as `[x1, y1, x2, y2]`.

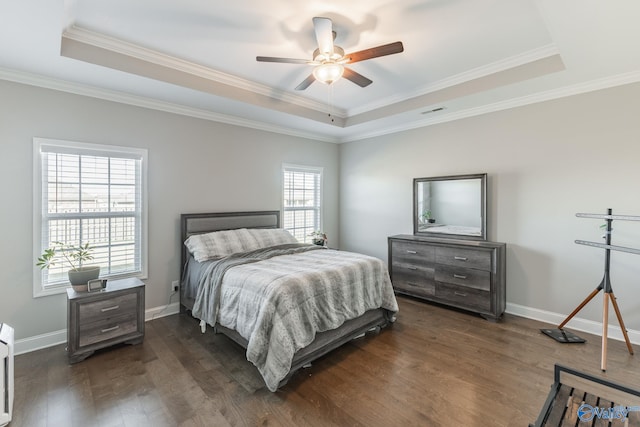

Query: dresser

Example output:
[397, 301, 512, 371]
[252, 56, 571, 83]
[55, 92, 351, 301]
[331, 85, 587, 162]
[67, 277, 145, 363]
[388, 234, 506, 321]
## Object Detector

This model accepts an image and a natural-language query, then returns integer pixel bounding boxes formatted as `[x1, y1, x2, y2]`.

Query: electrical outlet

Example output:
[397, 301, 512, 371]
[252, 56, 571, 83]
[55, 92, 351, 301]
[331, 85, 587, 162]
[172, 280, 179, 293]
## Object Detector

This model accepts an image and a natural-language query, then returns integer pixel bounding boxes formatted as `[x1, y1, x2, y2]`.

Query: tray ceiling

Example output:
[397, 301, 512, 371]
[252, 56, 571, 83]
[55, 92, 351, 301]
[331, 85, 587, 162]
[1, 0, 639, 142]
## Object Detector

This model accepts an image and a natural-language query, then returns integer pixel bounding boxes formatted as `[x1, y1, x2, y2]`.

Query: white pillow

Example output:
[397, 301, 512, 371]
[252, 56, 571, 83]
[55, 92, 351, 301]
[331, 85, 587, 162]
[184, 228, 297, 262]
[247, 228, 298, 247]
[184, 228, 259, 262]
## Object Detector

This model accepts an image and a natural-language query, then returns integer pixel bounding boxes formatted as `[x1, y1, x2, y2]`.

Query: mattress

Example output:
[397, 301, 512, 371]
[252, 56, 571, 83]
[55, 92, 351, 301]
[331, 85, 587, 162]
[183, 244, 398, 390]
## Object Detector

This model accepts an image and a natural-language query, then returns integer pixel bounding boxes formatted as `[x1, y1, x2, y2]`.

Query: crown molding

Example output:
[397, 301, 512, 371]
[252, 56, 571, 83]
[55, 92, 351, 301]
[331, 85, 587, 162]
[347, 44, 561, 116]
[62, 25, 348, 119]
[3, 64, 639, 145]
[340, 68, 640, 142]
[0, 66, 339, 143]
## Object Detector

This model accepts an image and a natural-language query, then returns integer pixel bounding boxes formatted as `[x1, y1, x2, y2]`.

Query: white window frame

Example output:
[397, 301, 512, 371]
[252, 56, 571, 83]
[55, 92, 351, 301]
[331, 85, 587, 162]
[282, 163, 323, 243]
[32, 137, 148, 297]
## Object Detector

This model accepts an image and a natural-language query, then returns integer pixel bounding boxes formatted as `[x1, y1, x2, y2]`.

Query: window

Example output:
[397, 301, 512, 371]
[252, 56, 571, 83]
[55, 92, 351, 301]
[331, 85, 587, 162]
[33, 138, 148, 297]
[282, 164, 323, 243]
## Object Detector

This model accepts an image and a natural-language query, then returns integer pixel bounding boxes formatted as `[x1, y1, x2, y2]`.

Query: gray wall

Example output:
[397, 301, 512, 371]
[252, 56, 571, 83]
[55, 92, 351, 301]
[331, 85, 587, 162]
[0, 80, 339, 340]
[3, 76, 640, 346]
[339, 82, 640, 332]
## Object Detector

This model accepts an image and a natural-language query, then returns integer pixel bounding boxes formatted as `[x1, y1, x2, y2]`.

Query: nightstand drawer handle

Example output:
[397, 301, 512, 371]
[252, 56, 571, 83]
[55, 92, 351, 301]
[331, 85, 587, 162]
[453, 274, 467, 280]
[406, 250, 417, 254]
[101, 325, 120, 333]
[454, 256, 468, 261]
[101, 305, 120, 312]
[454, 291, 468, 297]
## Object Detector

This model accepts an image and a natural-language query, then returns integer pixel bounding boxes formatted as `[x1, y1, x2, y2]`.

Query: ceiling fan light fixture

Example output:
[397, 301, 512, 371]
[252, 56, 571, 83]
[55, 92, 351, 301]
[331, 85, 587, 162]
[256, 17, 404, 90]
[313, 46, 345, 63]
[313, 62, 344, 85]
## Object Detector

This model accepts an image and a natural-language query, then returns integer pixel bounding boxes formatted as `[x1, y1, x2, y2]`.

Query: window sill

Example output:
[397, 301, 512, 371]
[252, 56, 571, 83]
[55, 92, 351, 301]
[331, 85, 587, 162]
[33, 283, 69, 298]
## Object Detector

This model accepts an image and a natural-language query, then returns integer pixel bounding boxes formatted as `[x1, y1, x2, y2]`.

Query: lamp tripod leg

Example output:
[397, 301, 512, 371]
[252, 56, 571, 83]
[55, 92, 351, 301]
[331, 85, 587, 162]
[558, 287, 602, 329]
[602, 293, 609, 371]
[609, 291, 634, 355]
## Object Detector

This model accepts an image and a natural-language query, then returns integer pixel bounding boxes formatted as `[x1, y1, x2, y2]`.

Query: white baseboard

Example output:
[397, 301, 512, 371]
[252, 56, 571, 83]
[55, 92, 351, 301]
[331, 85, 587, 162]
[506, 302, 640, 345]
[14, 301, 182, 355]
[144, 301, 181, 322]
[13, 328, 67, 356]
[14, 302, 638, 355]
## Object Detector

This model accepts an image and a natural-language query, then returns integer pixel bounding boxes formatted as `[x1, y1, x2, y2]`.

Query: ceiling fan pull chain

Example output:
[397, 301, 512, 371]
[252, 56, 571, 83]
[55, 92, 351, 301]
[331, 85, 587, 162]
[327, 85, 335, 123]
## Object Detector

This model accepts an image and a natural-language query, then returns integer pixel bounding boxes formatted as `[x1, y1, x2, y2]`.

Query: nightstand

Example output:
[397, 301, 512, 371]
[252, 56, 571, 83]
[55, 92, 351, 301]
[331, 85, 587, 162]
[67, 277, 145, 363]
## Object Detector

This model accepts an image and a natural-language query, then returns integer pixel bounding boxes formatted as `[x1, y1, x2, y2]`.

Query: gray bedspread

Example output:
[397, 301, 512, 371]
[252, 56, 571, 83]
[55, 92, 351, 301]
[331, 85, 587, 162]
[191, 244, 399, 391]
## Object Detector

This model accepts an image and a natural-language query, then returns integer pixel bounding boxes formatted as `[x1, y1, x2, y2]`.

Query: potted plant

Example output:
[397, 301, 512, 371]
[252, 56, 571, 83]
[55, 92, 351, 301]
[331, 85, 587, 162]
[308, 231, 328, 246]
[421, 210, 436, 224]
[37, 241, 99, 292]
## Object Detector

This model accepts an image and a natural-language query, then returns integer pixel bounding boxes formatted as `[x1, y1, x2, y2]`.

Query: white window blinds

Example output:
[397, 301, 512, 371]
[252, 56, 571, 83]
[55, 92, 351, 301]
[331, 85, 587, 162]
[282, 164, 323, 243]
[33, 138, 148, 296]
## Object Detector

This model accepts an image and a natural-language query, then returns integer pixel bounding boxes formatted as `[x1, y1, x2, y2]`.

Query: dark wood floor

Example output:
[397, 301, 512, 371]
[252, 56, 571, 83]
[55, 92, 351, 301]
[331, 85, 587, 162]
[11, 296, 640, 426]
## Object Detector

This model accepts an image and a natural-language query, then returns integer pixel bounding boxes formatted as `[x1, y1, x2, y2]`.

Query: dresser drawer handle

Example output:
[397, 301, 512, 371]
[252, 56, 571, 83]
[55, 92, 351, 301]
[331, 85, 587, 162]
[407, 266, 418, 270]
[454, 291, 468, 297]
[453, 274, 467, 280]
[406, 250, 417, 254]
[407, 282, 418, 287]
[101, 305, 120, 312]
[454, 256, 468, 261]
[101, 325, 120, 333]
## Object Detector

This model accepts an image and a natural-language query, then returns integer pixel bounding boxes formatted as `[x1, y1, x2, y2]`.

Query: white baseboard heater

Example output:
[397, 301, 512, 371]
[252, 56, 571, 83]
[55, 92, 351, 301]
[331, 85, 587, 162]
[0, 323, 14, 427]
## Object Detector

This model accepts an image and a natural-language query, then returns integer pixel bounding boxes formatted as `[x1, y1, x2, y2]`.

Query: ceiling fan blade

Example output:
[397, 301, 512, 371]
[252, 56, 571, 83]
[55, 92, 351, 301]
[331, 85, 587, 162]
[343, 67, 373, 87]
[256, 56, 310, 64]
[345, 41, 404, 64]
[295, 74, 316, 90]
[313, 17, 334, 55]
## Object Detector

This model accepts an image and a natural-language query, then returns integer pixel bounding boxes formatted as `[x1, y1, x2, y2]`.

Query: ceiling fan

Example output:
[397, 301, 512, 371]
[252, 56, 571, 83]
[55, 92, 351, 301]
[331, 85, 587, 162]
[256, 17, 404, 90]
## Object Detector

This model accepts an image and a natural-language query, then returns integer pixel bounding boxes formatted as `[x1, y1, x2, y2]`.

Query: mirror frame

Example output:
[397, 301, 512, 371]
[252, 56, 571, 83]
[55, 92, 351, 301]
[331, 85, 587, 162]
[413, 173, 487, 241]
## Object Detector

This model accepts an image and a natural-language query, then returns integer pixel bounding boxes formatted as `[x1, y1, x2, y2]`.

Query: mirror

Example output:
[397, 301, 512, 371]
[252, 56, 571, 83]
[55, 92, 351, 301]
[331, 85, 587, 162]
[413, 173, 487, 240]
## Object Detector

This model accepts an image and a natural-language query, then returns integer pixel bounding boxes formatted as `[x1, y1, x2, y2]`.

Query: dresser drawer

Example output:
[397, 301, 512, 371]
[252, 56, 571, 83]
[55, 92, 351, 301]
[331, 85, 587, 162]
[436, 283, 491, 312]
[78, 293, 137, 324]
[388, 235, 505, 321]
[436, 246, 491, 271]
[79, 314, 138, 347]
[391, 240, 435, 263]
[391, 264, 435, 296]
[435, 265, 491, 291]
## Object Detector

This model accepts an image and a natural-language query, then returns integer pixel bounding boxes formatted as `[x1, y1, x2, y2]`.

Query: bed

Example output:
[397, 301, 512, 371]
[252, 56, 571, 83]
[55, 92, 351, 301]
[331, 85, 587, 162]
[180, 211, 398, 391]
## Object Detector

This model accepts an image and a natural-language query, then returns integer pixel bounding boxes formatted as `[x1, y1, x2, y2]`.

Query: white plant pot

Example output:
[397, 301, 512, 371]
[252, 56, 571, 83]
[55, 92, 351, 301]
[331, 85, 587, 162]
[68, 266, 101, 292]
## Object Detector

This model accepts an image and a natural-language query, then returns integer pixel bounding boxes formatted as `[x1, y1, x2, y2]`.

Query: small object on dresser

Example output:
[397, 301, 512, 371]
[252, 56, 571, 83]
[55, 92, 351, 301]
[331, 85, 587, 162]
[87, 278, 108, 292]
[309, 230, 328, 246]
[67, 277, 145, 363]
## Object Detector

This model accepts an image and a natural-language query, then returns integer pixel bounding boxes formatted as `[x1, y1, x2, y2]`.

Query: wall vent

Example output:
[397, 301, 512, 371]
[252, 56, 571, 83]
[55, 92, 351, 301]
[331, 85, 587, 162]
[421, 107, 446, 114]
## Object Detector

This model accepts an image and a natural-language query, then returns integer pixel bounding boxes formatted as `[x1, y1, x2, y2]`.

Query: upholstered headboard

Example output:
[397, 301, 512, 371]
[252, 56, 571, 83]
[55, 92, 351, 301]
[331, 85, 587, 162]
[181, 211, 279, 238]
[179, 211, 281, 310]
